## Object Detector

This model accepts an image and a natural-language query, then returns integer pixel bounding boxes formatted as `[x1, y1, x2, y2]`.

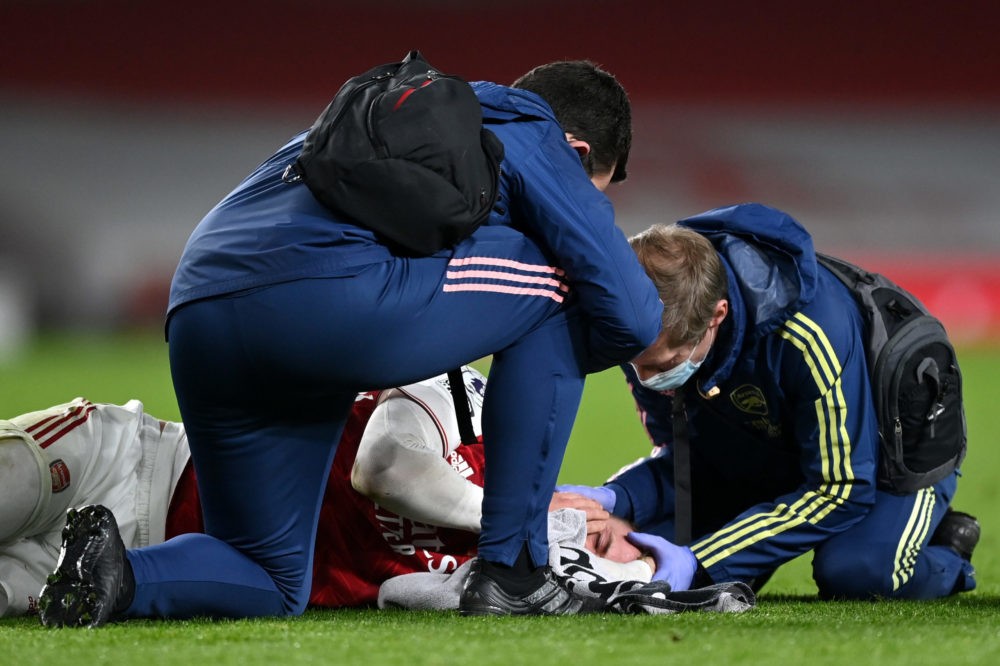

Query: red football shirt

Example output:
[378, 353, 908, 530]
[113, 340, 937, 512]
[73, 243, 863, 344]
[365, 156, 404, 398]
[164, 390, 483, 607]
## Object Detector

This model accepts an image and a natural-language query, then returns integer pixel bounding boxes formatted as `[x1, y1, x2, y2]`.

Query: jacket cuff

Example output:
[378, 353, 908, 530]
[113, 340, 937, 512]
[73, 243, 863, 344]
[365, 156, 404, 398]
[605, 482, 633, 520]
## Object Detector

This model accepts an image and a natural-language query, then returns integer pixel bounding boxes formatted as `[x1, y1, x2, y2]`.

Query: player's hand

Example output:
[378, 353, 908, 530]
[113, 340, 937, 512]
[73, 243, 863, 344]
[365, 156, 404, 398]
[626, 532, 697, 591]
[554, 484, 616, 512]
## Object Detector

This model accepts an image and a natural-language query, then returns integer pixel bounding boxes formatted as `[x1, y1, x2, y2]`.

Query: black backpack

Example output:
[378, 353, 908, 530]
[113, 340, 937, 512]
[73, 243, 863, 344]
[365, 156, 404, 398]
[282, 50, 504, 256]
[817, 253, 967, 494]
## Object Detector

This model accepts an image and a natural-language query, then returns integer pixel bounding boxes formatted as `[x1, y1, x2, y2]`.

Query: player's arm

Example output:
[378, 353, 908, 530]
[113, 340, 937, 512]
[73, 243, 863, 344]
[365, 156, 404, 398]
[480, 103, 661, 370]
[515, 145, 662, 369]
[351, 391, 483, 533]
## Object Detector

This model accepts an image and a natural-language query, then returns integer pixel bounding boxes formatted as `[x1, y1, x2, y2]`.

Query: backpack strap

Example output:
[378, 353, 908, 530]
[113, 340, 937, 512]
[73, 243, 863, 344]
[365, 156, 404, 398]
[672, 386, 693, 546]
[815, 252, 890, 352]
[447, 368, 478, 445]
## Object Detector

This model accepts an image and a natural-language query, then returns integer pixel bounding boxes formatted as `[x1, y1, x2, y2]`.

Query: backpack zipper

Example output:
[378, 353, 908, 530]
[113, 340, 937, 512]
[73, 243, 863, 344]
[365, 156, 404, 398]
[367, 71, 441, 160]
[283, 71, 391, 183]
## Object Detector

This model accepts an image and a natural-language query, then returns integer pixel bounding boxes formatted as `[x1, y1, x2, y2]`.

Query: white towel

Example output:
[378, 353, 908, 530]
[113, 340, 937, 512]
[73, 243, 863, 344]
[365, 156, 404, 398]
[377, 509, 755, 614]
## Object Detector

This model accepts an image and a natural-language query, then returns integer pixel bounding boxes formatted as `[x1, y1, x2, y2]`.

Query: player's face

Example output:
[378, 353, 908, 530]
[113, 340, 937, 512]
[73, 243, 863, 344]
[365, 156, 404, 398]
[585, 516, 643, 563]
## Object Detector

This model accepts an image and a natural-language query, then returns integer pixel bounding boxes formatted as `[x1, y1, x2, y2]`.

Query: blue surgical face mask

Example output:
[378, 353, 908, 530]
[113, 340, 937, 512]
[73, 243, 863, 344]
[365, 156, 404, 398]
[633, 357, 703, 392]
[631, 341, 704, 392]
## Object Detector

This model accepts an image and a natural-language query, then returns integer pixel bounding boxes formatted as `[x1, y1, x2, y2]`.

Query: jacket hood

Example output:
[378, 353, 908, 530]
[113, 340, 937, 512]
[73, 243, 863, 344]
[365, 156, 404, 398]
[678, 203, 819, 395]
[471, 81, 556, 123]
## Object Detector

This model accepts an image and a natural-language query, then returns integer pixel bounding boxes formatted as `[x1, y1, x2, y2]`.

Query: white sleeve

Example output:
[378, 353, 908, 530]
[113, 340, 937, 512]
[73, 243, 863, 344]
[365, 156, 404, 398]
[391, 368, 485, 455]
[351, 373, 484, 533]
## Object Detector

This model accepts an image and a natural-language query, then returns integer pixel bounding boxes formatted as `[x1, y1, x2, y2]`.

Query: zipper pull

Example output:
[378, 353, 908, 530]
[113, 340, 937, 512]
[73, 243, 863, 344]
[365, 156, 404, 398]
[926, 401, 945, 438]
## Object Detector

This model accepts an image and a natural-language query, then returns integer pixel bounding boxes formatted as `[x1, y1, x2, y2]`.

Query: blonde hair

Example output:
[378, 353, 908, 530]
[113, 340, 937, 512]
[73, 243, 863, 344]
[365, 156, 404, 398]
[629, 224, 727, 347]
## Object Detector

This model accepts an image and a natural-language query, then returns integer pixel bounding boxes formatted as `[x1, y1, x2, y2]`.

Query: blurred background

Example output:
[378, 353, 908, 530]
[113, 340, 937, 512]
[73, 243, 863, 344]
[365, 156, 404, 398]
[2, 0, 999, 360]
[2, 1, 998, 598]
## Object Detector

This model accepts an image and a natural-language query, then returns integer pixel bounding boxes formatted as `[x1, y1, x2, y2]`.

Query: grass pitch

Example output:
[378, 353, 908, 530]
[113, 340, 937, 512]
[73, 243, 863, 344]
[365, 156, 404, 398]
[1, 331, 999, 665]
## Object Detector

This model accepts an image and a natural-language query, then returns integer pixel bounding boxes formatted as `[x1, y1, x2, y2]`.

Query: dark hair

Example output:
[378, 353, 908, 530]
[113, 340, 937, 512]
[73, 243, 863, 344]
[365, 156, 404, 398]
[512, 60, 632, 183]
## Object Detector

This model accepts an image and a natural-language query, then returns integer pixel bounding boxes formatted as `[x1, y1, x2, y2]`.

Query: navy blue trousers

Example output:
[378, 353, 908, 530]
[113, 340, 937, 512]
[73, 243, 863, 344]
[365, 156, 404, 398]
[643, 467, 974, 599]
[811, 473, 975, 599]
[128, 228, 591, 617]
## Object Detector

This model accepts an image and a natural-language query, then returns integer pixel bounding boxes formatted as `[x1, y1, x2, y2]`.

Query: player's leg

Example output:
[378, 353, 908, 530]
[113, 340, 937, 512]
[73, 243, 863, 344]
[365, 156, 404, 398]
[235, 226, 603, 613]
[1, 535, 63, 617]
[129, 295, 356, 619]
[476, 309, 587, 568]
[124, 416, 350, 618]
[247, 227, 585, 564]
[4, 402, 177, 619]
[38, 296, 356, 625]
[6, 399, 168, 548]
[0, 424, 53, 616]
[812, 473, 975, 599]
[0, 423, 49, 542]
[457, 307, 606, 614]
[231, 227, 584, 562]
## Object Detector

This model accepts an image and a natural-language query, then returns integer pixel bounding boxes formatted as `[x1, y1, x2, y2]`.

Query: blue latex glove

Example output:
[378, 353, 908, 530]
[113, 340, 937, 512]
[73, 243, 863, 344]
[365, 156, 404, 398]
[626, 532, 698, 591]
[554, 484, 616, 512]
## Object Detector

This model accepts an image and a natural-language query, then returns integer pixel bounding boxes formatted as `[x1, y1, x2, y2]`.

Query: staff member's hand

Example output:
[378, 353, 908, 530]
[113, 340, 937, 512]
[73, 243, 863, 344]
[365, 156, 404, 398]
[549, 491, 610, 534]
[626, 532, 698, 591]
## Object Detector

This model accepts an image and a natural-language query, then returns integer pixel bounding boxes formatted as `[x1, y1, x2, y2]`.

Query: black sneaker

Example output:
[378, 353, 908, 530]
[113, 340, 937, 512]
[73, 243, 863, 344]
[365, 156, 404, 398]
[38, 505, 135, 628]
[458, 558, 605, 616]
[930, 509, 981, 561]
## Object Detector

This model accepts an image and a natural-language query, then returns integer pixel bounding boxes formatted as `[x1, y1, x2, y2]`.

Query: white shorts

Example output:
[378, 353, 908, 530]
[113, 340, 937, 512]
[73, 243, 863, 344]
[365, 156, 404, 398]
[0, 398, 189, 616]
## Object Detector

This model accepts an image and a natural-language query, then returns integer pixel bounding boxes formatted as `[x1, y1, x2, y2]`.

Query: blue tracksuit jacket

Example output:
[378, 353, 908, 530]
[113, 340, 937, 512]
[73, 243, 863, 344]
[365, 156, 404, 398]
[168, 82, 658, 367]
[607, 204, 974, 599]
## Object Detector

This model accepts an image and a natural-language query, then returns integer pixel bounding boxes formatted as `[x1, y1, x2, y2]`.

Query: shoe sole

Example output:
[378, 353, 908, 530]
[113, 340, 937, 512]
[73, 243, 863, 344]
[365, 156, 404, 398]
[458, 601, 512, 617]
[459, 596, 604, 616]
[38, 507, 112, 628]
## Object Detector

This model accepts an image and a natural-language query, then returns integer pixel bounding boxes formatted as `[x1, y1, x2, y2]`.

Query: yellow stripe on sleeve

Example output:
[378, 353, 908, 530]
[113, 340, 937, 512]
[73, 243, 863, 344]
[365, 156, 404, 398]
[692, 487, 846, 567]
[692, 313, 858, 570]
[780, 313, 856, 489]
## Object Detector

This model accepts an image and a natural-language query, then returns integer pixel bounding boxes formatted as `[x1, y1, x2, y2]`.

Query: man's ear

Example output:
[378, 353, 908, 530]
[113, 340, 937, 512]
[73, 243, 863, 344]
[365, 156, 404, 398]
[566, 133, 591, 159]
[711, 299, 729, 326]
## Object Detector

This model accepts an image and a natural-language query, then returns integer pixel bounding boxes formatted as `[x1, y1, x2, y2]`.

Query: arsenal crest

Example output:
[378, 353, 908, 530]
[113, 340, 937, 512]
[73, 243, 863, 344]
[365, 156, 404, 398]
[49, 459, 71, 493]
[730, 385, 769, 416]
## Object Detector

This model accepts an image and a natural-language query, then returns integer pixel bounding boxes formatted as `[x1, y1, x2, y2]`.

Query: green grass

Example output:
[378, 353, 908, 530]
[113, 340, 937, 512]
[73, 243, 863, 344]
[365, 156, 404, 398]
[4, 601, 1000, 665]
[2, 331, 999, 664]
